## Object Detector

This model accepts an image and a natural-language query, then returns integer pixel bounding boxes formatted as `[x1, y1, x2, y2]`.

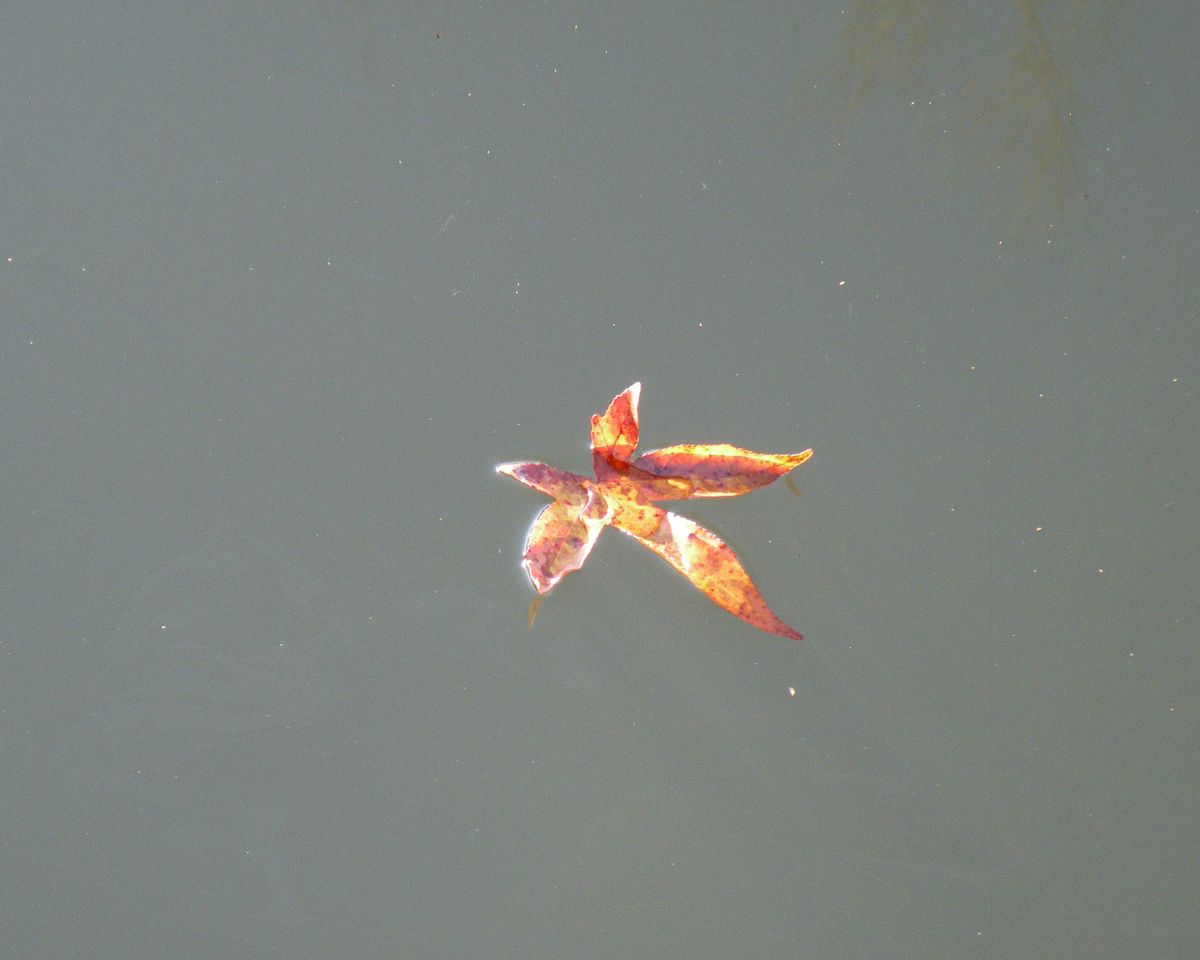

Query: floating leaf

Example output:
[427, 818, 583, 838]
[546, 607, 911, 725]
[497, 383, 811, 641]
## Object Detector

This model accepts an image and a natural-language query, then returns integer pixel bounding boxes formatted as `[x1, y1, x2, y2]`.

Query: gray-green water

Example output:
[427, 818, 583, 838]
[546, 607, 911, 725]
[3, 3, 1196, 957]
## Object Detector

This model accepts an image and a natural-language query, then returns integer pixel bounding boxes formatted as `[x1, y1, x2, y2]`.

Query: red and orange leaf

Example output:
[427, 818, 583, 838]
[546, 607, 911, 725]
[590, 381, 641, 472]
[496, 382, 811, 641]
[632, 444, 813, 497]
[608, 499, 803, 641]
[519, 490, 610, 594]
[495, 461, 589, 500]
